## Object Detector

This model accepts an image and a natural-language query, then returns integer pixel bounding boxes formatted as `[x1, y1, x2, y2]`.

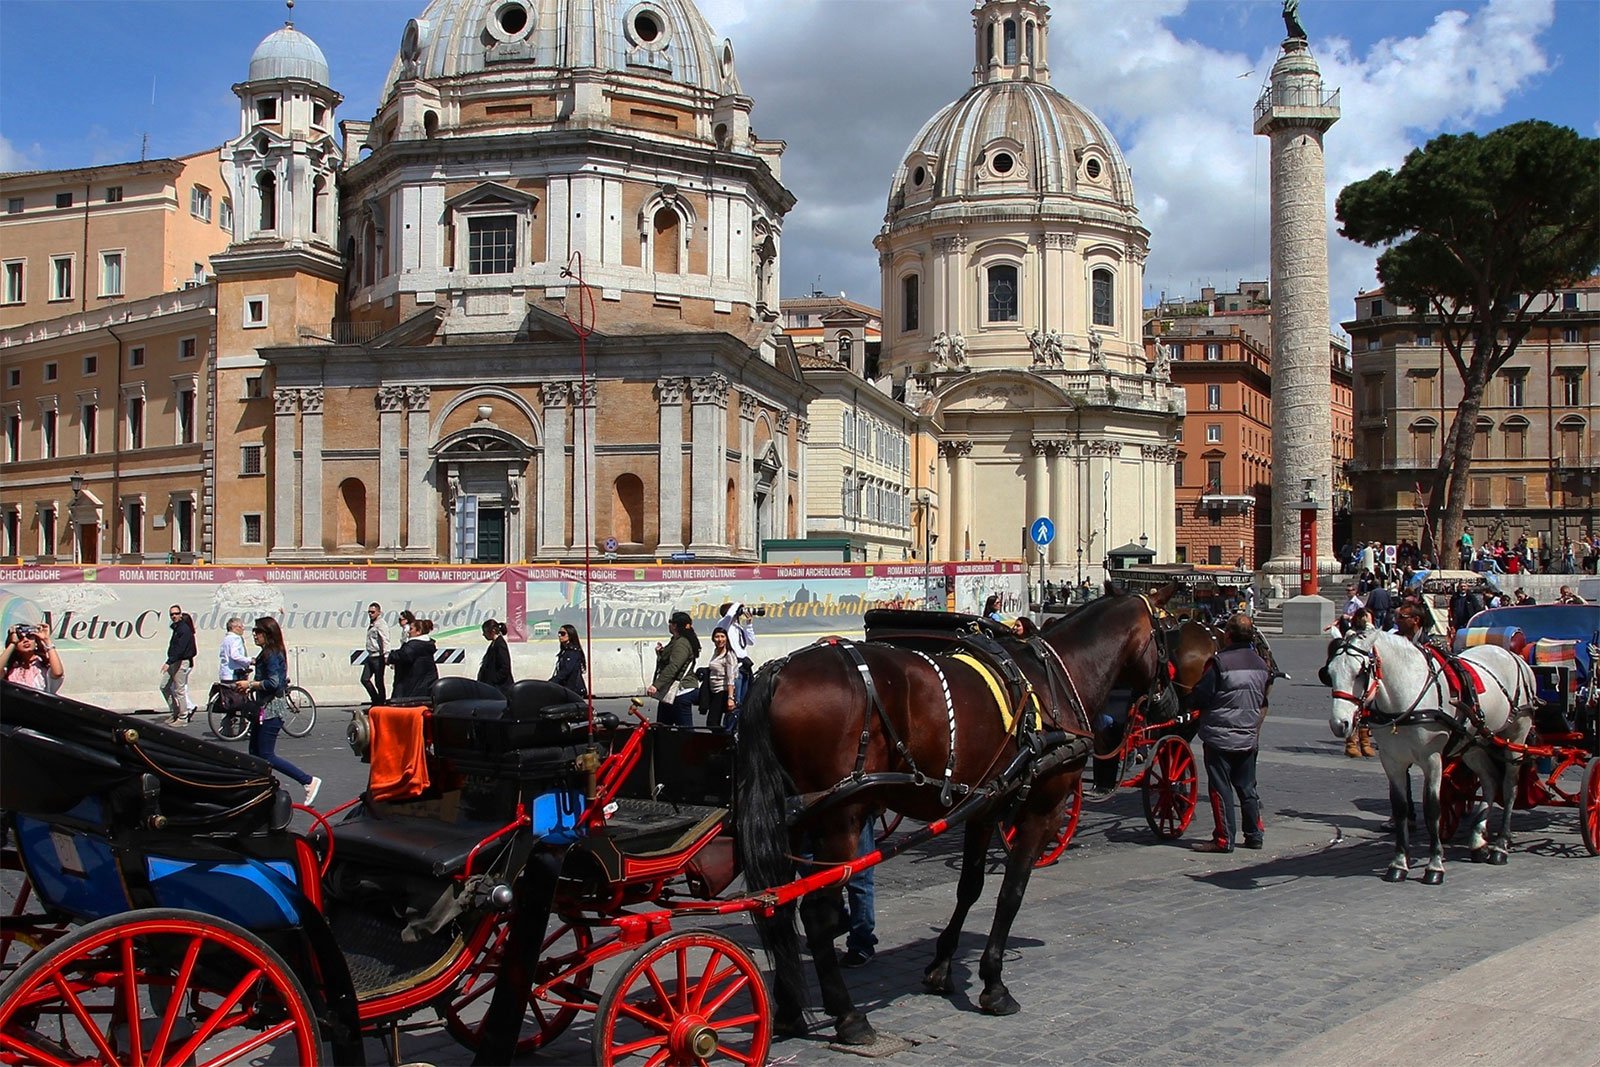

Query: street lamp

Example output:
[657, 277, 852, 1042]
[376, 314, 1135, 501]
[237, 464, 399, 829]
[978, 539, 987, 560]
[69, 471, 83, 564]
[918, 490, 936, 609]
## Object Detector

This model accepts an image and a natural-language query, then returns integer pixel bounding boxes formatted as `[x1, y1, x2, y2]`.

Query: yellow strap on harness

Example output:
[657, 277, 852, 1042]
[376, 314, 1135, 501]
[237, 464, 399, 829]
[950, 652, 1039, 734]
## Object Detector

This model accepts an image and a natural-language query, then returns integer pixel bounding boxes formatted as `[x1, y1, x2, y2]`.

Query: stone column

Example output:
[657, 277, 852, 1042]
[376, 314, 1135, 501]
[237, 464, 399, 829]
[1254, 36, 1340, 576]
[738, 393, 758, 552]
[656, 378, 686, 552]
[376, 387, 405, 552]
[950, 439, 973, 559]
[1027, 438, 1049, 538]
[404, 386, 434, 557]
[298, 387, 324, 554]
[569, 382, 597, 555]
[688, 375, 729, 552]
[791, 414, 807, 540]
[540, 382, 569, 556]
[506, 464, 525, 564]
[1043, 234, 1074, 334]
[1047, 439, 1071, 568]
[271, 388, 298, 556]
[936, 440, 954, 557]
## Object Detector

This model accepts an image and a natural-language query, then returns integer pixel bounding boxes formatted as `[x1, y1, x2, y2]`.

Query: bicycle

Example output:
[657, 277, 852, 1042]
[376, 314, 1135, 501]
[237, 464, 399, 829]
[205, 681, 316, 740]
[280, 681, 317, 737]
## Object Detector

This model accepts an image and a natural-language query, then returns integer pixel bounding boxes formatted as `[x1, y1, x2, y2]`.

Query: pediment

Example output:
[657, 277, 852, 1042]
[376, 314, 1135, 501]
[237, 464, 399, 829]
[444, 181, 539, 212]
[937, 371, 1068, 414]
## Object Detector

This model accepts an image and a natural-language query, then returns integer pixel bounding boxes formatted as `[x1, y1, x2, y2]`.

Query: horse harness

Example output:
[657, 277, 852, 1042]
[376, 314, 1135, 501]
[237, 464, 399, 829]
[1328, 637, 1524, 756]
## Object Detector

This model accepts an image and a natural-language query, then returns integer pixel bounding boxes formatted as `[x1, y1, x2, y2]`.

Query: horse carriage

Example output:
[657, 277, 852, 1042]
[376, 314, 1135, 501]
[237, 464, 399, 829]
[1440, 603, 1600, 855]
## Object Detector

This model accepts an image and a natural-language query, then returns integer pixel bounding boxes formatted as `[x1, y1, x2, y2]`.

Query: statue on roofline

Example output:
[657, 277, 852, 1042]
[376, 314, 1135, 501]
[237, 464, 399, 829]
[1283, 0, 1307, 41]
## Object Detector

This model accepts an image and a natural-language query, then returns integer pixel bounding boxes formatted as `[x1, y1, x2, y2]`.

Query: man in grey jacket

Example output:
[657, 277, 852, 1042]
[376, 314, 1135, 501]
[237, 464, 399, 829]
[360, 602, 390, 704]
[1189, 613, 1271, 853]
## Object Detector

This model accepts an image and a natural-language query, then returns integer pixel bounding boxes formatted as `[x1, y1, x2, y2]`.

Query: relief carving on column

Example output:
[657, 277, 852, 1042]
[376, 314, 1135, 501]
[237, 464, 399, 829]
[940, 438, 973, 458]
[1142, 444, 1179, 462]
[273, 388, 300, 416]
[739, 393, 760, 421]
[1129, 244, 1150, 265]
[1031, 439, 1053, 457]
[1085, 439, 1123, 457]
[1043, 232, 1076, 251]
[404, 386, 431, 412]
[774, 410, 792, 432]
[933, 236, 960, 254]
[656, 377, 687, 406]
[540, 381, 570, 408]
[376, 386, 407, 413]
[689, 374, 730, 407]
[1040, 436, 1073, 456]
[570, 382, 597, 408]
[298, 387, 324, 415]
[795, 417, 809, 443]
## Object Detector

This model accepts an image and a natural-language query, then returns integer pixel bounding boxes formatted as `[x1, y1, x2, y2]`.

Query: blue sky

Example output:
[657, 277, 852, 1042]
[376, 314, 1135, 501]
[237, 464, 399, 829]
[3, 0, 1595, 326]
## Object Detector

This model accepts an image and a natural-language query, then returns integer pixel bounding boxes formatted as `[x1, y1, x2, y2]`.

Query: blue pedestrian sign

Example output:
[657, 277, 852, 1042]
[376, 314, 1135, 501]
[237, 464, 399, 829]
[1030, 517, 1055, 548]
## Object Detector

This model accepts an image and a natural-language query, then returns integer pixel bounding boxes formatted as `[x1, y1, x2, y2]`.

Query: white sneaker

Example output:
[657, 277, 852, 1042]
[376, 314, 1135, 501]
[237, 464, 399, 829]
[303, 777, 322, 806]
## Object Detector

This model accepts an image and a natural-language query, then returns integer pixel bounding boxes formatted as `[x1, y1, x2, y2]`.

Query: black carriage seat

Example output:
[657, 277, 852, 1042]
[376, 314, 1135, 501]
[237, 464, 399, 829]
[331, 806, 513, 880]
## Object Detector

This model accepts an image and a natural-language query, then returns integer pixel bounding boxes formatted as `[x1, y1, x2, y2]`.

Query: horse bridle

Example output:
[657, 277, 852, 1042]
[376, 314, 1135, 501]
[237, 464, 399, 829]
[1326, 638, 1382, 714]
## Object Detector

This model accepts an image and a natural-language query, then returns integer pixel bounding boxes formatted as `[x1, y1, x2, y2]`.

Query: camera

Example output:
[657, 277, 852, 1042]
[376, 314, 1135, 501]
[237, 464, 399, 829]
[750, 607, 766, 617]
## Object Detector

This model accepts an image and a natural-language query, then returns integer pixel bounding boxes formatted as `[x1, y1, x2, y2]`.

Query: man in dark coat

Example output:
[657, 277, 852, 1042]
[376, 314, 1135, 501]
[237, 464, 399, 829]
[1189, 613, 1271, 853]
[1365, 582, 1394, 632]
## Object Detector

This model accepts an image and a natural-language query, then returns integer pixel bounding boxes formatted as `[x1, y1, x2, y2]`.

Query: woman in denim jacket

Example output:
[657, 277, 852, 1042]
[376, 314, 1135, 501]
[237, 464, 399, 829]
[235, 617, 320, 806]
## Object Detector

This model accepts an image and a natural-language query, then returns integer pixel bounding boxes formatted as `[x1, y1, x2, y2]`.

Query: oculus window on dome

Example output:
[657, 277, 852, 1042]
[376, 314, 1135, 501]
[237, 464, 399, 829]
[624, 3, 674, 73]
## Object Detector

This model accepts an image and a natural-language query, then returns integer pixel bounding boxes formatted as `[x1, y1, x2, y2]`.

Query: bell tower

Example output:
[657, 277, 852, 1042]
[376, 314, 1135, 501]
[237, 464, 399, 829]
[972, 0, 1051, 85]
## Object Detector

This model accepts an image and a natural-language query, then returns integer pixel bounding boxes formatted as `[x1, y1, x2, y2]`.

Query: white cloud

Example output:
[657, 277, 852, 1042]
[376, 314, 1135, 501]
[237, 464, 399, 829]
[720, 0, 1558, 329]
[0, 132, 43, 172]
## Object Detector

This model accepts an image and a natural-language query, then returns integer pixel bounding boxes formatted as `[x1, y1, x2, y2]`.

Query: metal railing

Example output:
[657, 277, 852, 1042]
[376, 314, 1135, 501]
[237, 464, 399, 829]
[297, 321, 385, 345]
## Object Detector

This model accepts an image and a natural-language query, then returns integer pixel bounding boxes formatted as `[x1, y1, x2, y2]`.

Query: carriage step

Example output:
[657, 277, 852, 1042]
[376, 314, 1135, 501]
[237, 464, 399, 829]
[328, 905, 469, 1000]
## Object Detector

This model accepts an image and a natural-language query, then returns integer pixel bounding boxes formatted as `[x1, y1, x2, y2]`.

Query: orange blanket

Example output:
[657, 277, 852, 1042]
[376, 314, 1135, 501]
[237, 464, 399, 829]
[367, 705, 430, 801]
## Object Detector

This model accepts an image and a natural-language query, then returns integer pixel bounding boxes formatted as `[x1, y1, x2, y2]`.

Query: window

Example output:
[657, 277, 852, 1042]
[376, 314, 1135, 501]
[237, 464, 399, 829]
[256, 172, 277, 231]
[99, 250, 123, 297]
[1564, 327, 1581, 344]
[42, 408, 57, 459]
[242, 514, 263, 545]
[56, 192, 73, 209]
[836, 333, 854, 363]
[1562, 373, 1582, 407]
[189, 186, 212, 222]
[1411, 374, 1434, 408]
[39, 506, 56, 558]
[244, 375, 265, 399]
[219, 197, 233, 231]
[1206, 461, 1222, 492]
[1206, 424, 1222, 443]
[124, 500, 143, 555]
[50, 256, 73, 301]
[105, 186, 123, 203]
[1470, 477, 1491, 508]
[3, 413, 18, 461]
[1208, 545, 1223, 565]
[1362, 376, 1383, 411]
[1175, 545, 1188, 564]
[176, 386, 196, 444]
[126, 396, 144, 448]
[43, 362, 57, 382]
[5, 198, 21, 214]
[1412, 424, 1435, 467]
[467, 215, 516, 275]
[245, 296, 267, 328]
[174, 498, 194, 555]
[1091, 268, 1114, 327]
[1206, 384, 1221, 411]
[240, 444, 264, 476]
[1204, 343, 1222, 361]
[1168, 343, 1183, 363]
[1370, 298, 1384, 317]
[651, 208, 680, 273]
[1563, 291, 1579, 311]
[986, 264, 1018, 322]
[902, 274, 919, 333]
[1416, 332, 1433, 346]
[80, 403, 97, 453]
[312, 103, 327, 127]
[1505, 372, 1526, 408]
[1504, 422, 1526, 459]
[2, 508, 18, 558]
[256, 97, 277, 122]
[179, 337, 196, 361]
[83, 355, 97, 375]
[128, 345, 145, 369]
[1472, 419, 1491, 459]
[2, 260, 22, 303]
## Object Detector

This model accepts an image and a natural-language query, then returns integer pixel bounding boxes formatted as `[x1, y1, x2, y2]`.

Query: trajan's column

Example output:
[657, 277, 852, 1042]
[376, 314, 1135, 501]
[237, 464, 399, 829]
[1254, 1, 1340, 627]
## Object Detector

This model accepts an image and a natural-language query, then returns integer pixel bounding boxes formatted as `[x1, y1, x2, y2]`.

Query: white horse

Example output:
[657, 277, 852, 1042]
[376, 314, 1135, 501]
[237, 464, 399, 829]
[1324, 629, 1536, 884]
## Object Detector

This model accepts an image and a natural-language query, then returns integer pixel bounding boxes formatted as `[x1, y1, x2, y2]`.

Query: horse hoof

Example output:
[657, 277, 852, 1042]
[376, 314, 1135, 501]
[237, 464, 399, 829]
[835, 1012, 877, 1046]
[1421, 869, 1444, 886]
[774, 1014, 808, 1040]
[979, 987, 1021, 1016]
[921, 963, 954, 995]
[1470, 847, 1490, 864]
[1487, 850, 1508, 867]
[1382, 867, 1408, 883]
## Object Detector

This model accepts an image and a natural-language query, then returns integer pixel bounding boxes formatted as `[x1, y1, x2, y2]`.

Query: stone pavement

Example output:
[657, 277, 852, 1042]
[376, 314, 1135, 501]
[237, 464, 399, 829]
[111, 638, 1600, 1065]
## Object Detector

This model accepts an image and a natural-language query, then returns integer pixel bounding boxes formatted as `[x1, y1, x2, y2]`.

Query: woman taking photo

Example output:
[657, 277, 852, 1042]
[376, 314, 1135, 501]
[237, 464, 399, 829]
[703, 625, 738, 731]
[478, 619, 513, 693]
[550, 624, 587, 698]
[234, 618, 320, 806]
[388, 614, 439, 701]
[3, 625, 63, 691]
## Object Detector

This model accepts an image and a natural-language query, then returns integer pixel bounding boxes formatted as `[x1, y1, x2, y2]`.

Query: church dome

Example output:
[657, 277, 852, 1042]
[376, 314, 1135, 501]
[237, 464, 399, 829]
[382, 0, 739, 103]
[248, 23, 331, 85]
[890, 80, 1135, 212]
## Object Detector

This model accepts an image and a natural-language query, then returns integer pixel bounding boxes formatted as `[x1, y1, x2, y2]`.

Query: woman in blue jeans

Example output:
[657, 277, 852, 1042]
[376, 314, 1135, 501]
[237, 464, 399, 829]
[235, 617, 321, 806]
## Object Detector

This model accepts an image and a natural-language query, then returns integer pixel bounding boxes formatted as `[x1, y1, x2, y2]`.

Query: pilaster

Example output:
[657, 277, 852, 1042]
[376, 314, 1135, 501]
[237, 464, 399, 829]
[404, 386, 434, 557]
[299, 387, 324, 554]
[656, 378, 686, 552]
[270, 388, 299, 558]
[569, 381, 597, 556]
[688, 374, 729, 553]
[377, 387, 406, 551]
[539, 382, 570, 556]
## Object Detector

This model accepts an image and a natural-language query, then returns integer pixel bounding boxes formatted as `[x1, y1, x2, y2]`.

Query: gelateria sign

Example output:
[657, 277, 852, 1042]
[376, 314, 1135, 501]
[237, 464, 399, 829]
[0, 563, 1024, 707]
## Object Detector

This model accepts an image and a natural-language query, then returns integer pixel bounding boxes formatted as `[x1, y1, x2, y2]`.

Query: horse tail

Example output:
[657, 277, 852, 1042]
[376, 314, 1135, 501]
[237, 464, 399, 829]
[733, 658, 804, 1013]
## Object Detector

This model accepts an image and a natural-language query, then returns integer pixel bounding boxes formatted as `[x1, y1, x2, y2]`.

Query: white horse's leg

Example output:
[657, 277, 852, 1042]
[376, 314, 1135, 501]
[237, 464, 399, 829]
[1418, 748, 1446, 885]
[1460, 746, 1497, 861]
[1375, 744, 1412, 882]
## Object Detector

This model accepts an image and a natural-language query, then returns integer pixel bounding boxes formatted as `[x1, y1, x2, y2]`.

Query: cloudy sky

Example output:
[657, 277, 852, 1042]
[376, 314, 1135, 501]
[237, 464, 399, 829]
[3, 0, 1595, 335]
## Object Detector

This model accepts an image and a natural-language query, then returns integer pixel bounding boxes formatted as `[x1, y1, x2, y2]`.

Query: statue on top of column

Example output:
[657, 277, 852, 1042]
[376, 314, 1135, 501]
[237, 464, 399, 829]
[1282, 0, 1307, 41]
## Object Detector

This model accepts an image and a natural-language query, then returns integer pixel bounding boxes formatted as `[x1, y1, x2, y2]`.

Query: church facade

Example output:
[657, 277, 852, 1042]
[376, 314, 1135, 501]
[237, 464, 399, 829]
[210, 0, 811, 565]
[876, 0, 1180, 580]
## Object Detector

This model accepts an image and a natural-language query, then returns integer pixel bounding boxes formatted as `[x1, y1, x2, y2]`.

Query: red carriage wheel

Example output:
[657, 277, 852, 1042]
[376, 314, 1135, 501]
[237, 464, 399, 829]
[1437, 759, 1478, 843]
[0, 907, 321, 1066]
[1141, 735, 1198, 840]
[593, 930, 770, 1067]
[445, 914, 595, 1054]
[1581, 757, 1600, 857]
[875, 810, 904, 842]
[1001, 777, 1084, 867]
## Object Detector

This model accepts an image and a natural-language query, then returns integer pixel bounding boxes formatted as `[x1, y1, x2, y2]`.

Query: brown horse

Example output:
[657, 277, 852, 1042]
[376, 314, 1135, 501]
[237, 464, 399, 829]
[1162, 617, 1280, 708]
[734, 586, 1179, 1045]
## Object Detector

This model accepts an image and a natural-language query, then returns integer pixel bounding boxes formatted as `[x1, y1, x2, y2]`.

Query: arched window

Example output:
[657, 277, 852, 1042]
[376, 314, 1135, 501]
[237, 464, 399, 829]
[337, 479, 367, 548]
[901, 273, 920, 332]
[1024, 20, 1034, 60]
[423, 111, 439, 138]
[836, 332, 854, 363]
[256, 172, 277, 232]
[1502, 417, 1528, 460]
[362, 223, 377, 288]
[1558, 416, 1585, 462]
[653, 207, 681, 274]
[725, 478, 738, 550]
[311, 175, 326, 237]
[1411, 418, 1437, 468]
[1091, 268, 1114, 327]
[1003, 19, 1017, 64]
[1472, 416, 1493, 460]
[612, 474, 644, 545]
[986, 263, 1019, 323]
[986, 22, 995, 65]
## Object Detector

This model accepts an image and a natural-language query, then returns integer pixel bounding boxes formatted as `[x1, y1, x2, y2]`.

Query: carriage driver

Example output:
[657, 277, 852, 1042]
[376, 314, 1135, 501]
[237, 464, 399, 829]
[1189, 613, 1271, 853]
